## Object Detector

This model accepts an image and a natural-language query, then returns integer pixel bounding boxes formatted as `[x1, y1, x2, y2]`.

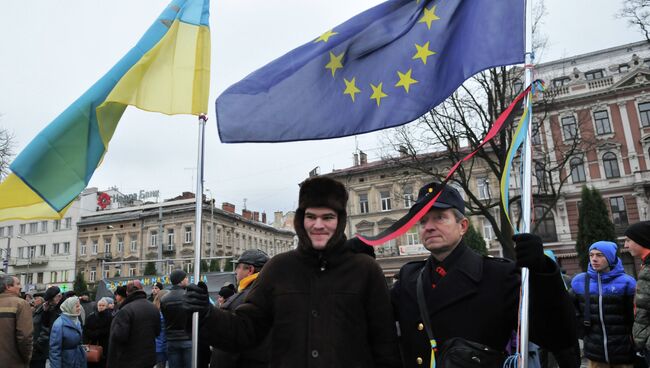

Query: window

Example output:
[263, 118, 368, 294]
[552, 77, 570, 87]
[53, 243, 60, 255]
[6, 226, 12, 237]
[610, 196, 629, 228]
[602, 152, 620, 178]
[29, 222, 38, 234]
[63, 242, 70, 254]
[39, 245, 45, 257]
[477, 177, 490, 199]
[561, 116, 578, 140]
[104, 239, 111, 253]
[129, 266, 136, 277]
[117, 238, 123, 253]
[64, 218, 72, 229]
[51, 272, 58, 283]
[89, 269, 96, 282]
[380, 191, 392, 211]
[531, 122, 541, 145]
[167, 229, 175, 246]
[62, 270, 69, 282]
[533, 206, 558, 242]
[25, 273, 33, 285]
[482, 218, 495, 240]
[130, 238, 137, 252]
[359, 193, 369, 214]
[639, 102, 650, 127]
[28, 246, 36, 259]
[0, 227, 3, 237]
[535, 163, 547, 192]
[41, 221, 48, 233]
[184, 226, 192, 243]
[92, 241, 98, 255]
[584, 69, 604, 80]
[569, 157, 586, 183]
[206, 226, 212, 245]
[54, 220, 61, 231]
[406, 228, 420, 245]
[80, 243, 86, 256]
[150, 231, 158, 247]
[619, 64, 630, 73]
[403, 186, 414, 208]
[37, 272, 43, 284]
[593, 110, 612, 135]
[19, 224, 26, 235]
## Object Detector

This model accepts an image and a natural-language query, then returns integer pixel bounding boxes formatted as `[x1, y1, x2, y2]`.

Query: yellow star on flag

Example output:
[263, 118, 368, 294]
[314, 29, 338, 43]
[370, 82, 388, 106]
[343, 78, 361, 102]
[418, 5, 440, 29]
[395, 69, 418, 93]
[325, 51, 345, 77]
[412, 41, 436, 65]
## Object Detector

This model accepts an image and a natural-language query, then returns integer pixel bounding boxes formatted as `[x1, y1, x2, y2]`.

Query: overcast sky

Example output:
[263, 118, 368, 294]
[0, 0, 644, 219]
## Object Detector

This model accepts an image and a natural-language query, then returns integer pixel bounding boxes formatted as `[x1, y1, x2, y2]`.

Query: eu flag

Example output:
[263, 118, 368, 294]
[216, 0, 524, 143]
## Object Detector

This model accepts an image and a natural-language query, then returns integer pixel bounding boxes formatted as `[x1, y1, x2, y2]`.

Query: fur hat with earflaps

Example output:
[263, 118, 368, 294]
[294, 176, 348, 251]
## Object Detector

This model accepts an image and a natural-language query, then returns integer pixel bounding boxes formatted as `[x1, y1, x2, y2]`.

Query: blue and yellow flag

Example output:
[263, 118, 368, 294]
[216, 0, 524, 143]
[0, 0, 210, 221]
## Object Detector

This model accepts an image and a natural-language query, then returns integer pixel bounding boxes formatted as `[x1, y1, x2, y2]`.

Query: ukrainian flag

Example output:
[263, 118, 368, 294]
[0, 0, 210, 221]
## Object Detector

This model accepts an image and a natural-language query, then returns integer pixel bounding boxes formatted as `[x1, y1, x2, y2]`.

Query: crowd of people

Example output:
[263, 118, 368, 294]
[2, 177, 650, 367]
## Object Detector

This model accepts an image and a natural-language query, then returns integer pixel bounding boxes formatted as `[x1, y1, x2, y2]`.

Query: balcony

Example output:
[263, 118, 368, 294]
[97, 252, 113, 261]
[163, 245, 176, 255]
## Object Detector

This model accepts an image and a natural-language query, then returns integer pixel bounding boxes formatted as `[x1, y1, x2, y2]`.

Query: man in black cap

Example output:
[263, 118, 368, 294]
[389, 182, 577, 368]
[624, 221, 650, 364]
[161, 269, 191, 368]
[217, 285, 235, 307]
[185, 176, 401, 367]
[31, 285, 61, 368]
[211, 249, 271, 368]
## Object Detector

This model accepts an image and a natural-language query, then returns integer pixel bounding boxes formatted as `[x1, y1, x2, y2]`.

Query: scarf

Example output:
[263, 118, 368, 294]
[238, 272, 259, 292]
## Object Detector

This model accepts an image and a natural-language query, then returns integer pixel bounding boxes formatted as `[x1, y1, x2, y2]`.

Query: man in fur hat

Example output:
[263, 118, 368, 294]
[624, 221, 650, 364]
[185, 176, 401, 367]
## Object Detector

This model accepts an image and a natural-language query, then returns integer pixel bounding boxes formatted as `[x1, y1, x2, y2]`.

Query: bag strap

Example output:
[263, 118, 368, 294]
[416, 267, 438, 368]
[583, 274, 591, 328]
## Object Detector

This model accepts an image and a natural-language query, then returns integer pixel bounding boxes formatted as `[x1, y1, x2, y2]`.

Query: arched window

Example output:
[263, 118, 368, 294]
[533, 206, 558, 242]
[569, 157, 586, 183]
[602, 152, 620, 178]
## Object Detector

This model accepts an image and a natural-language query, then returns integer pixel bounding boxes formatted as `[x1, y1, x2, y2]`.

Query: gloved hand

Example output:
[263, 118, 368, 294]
[184, 282, 211, 319]
[513, 233, 545, 272]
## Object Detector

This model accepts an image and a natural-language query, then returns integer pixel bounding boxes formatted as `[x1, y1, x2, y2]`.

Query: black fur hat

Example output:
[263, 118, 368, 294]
[298, 176, 348, 214]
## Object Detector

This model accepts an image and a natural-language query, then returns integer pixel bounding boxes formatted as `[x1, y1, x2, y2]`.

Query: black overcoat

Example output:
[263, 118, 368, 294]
[391, 243, 577, 368]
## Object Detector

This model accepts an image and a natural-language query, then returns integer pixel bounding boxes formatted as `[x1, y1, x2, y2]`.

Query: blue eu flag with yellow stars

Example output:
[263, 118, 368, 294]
[216, 0, 524, 143]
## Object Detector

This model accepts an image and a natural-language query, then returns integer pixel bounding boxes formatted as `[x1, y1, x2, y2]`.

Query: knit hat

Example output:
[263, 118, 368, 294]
[154, 282, 164, 290]
[218, 285, 236, 299]
[60, 296, 80, 317]
[43, 286, 61, 302]
[625, 221, 650, 249]
[589, 241, 618, 267]
[170, 269, 188, 285]
[114, 286, 127, 299]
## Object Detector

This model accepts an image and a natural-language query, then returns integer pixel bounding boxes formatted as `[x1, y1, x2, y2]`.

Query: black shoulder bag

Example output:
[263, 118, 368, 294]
[416, 268, 504, 368]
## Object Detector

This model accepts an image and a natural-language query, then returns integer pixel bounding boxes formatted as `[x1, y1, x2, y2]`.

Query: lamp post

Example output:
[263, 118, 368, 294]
[206, 188, 215, 260]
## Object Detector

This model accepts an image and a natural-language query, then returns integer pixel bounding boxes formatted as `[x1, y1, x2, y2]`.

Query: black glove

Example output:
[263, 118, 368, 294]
[184, 282, 211, 318]
[513, 233, 545, 272]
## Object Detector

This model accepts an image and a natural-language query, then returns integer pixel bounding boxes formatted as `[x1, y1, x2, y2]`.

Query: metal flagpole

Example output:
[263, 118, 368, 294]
[519, 0, 534, 366]
[191, 114, 207, 368]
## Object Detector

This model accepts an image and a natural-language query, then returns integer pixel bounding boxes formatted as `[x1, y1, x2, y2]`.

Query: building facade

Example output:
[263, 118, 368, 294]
[76, 197, 295, 287]
[0, 188, 98, 292]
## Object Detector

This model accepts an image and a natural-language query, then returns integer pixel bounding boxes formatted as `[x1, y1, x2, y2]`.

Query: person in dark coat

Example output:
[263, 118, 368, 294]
[31, 285, 61, 368]
[185, 176, 401, 367]
[160, 269, 192, 368]
[211, 249, 271, 368]
[106, 280, 160, 368]
[390, 182, 578, 368]
[571, 241, 636, 367]
[83, 297, 113, 368]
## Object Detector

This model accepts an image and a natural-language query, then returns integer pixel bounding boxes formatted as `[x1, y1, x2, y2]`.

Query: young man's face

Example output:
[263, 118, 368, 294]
[589, 250, 609, 272]
[303, 207, 338, 250]
[152, 286, 160, 294]
[419, 208, 468, 259]
[624, 237, 648, 258]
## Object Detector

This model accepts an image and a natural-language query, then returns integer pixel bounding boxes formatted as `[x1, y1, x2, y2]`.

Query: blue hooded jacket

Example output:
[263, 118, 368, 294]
[571, 241, 636, 364]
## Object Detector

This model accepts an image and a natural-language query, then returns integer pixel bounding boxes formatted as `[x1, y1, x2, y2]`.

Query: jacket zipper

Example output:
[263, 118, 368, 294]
[597, 273, 609, 363]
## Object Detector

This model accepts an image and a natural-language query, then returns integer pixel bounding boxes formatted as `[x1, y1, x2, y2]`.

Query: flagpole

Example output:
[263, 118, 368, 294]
[192, 114, 207, 368]
[519, 0, 534, 366]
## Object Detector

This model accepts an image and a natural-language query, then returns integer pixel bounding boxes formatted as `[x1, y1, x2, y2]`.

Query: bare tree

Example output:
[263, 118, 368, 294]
[618, 0, 650, 41]
[0, 124, 15, 181]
